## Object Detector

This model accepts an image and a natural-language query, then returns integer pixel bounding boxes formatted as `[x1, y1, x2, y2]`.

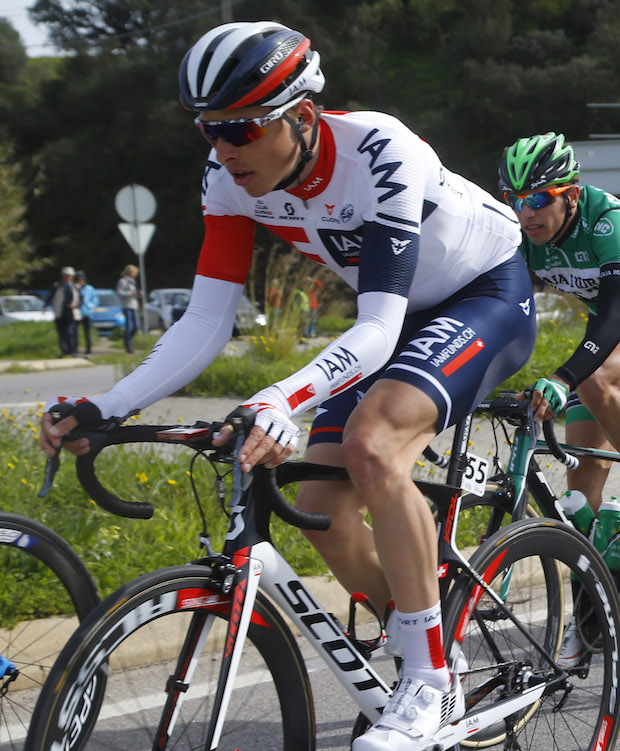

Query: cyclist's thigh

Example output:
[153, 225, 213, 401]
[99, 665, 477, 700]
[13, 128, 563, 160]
[383, 261, 536, 433]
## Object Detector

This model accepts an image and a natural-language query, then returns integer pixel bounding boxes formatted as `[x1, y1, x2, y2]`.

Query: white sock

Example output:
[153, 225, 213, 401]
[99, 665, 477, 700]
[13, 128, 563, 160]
[397, 602, 451, 691]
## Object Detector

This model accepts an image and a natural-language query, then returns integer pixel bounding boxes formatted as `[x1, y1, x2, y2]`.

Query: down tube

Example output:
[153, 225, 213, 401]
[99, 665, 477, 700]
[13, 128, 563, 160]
[255, 541, 392, 722]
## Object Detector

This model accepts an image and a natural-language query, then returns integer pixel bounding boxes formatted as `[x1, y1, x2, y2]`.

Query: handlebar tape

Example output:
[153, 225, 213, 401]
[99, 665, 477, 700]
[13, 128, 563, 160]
[421, 446, 450, 469]
[73, 425, 189, 519]
[542, 418, 580, 470]
[255, 467, 331, 531]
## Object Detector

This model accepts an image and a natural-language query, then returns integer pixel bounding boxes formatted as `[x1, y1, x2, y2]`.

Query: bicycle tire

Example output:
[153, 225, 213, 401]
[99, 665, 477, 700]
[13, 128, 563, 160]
[0, 512, 101, 749]
[25, 564, 315, 750]
[443, 518, 620, 751]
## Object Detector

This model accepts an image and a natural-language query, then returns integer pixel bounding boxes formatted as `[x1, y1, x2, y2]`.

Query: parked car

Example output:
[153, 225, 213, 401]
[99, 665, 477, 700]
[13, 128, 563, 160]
[0, 295, 54, 324]
[146, 289, 267, 336]
[91, 289, 126, 334]
[233, 295, 268, 336]
[144, 288, 192, 331]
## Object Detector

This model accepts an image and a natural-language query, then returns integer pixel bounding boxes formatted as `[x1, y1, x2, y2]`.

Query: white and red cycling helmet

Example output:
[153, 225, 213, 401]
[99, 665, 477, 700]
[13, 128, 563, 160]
[179, 20, 325, 112]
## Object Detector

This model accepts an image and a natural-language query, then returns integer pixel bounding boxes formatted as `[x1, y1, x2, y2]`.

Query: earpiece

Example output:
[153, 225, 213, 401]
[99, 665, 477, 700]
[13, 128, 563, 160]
[297, 116, 304, 125]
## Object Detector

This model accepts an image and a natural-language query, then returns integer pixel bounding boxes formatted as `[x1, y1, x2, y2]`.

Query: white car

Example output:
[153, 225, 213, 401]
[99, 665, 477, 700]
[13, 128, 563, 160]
[0, 295, 55, 324]
[143, 288, 192, 331]
[144, 288, 268, 335]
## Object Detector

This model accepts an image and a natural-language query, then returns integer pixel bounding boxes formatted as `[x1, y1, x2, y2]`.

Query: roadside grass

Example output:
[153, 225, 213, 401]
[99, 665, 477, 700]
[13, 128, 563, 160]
[0, 322, 59, 359]
[0, 307, 588, 621]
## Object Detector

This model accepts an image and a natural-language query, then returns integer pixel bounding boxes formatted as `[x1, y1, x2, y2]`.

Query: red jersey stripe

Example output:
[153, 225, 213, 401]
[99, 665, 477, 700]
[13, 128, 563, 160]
[198, 215, 255, 284]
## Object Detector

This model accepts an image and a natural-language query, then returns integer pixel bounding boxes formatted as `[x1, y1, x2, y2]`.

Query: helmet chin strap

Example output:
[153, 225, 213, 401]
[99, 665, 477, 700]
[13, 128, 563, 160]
[272, 113, 320, 191]
[549, 194, 576, 245]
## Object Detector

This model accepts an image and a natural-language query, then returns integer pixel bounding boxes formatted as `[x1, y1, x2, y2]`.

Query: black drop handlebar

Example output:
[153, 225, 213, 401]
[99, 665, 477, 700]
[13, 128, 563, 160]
[40, 406, 335, 530]
[41, 394, 578, 524]
[421, 392, 579, 469]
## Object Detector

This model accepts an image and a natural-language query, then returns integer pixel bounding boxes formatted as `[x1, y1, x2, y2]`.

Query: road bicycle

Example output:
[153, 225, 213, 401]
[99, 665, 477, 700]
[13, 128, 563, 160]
[23, 399, 620, 750]
[0, 511, 101, 749]
[423, 391, 620, 552]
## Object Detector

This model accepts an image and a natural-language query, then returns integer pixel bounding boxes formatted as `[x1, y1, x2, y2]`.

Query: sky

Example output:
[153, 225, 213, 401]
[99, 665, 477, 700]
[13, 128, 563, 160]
[0, 0, 56, 56]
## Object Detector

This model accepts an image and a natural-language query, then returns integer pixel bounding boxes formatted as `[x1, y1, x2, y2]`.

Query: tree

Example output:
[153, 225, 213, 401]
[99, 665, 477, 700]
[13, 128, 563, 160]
[29, 0, 222, 55]
[0, 19, 27, 86]
[0, 142, 44, 291]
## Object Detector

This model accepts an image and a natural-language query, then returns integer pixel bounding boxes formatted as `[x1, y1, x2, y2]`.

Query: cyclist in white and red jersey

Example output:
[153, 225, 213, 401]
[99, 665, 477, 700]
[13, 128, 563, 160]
[40, 21, 537, 750]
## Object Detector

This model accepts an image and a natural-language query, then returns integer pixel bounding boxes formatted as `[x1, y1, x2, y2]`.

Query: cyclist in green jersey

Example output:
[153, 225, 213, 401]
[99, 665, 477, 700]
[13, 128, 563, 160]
[499, 132, 620, 665]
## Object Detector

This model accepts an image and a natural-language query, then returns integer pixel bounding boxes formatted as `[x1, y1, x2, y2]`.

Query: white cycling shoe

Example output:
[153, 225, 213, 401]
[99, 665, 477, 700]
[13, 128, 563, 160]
[352, 675, 465, 751]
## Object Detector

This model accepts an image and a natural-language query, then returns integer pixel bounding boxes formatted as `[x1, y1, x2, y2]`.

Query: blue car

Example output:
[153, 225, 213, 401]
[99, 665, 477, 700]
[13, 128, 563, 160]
[91, 289, 125, 335]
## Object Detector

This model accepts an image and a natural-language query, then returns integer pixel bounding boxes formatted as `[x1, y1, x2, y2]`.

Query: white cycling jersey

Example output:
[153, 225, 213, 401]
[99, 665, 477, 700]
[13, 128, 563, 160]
[78, 111, 522, 423]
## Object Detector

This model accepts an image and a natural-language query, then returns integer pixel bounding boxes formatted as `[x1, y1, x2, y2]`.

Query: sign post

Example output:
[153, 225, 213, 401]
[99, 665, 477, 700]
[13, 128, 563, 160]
[115, 184, 157, 334]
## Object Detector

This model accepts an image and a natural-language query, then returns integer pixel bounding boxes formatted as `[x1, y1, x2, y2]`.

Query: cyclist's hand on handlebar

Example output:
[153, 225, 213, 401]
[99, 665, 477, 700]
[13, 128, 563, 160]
[39, 397, 107, 457]
[212, 385, 300, 472]
[40, 392, 139, 456]
[522, 376, 569, 422]
[40, 410, 86, 456]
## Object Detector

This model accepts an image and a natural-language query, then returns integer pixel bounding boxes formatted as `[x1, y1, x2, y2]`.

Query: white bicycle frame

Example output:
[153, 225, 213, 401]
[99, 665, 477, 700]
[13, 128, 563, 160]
[202, 535, 549, 750]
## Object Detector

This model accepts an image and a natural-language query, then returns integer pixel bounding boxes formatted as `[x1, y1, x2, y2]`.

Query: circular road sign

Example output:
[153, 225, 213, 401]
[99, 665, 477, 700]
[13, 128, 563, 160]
[115, 184, 157, 223]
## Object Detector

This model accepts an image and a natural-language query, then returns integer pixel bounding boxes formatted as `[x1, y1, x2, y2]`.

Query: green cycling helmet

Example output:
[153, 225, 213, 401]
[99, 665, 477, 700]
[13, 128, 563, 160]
[498, 132, 580, 193]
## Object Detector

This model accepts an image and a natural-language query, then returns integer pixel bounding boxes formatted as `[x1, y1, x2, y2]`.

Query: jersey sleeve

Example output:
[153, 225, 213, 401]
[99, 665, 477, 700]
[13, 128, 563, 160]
[197, 214, 255, 284]
[590, 209, 620, 266]
[356, 119, 428, 297]
[272, 290, 408, 415]
[197, 158, 256, 285]
[89, 275, 244, 419]
[555, 263, 620, 388]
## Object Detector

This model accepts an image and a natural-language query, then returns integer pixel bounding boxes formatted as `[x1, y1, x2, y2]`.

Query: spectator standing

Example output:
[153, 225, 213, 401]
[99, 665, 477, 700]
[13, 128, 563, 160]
[46, 266, 81, 357]
[303, 276, 323, 338]
[266, 277, 284, 318]
[75, 271, 99, 355]
[116, 264, 140, 353]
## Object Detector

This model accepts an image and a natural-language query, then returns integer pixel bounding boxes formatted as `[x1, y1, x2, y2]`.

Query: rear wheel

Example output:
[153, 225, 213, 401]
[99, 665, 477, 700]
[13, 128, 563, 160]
[26, 564, 315, 750]
[443, 519, 620, 750]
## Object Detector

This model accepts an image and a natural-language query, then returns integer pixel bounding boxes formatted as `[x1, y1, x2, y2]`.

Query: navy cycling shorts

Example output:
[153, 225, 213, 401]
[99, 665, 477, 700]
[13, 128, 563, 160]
[308, 253, 537, 446]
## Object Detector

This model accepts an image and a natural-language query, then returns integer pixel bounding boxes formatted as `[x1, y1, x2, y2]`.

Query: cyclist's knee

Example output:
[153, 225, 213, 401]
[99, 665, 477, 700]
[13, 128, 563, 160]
[342, 430, 388, 480]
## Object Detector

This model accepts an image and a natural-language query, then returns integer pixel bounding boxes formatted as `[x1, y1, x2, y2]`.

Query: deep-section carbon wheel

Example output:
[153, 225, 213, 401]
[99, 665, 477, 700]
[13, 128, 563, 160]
[443, 519, 620, 750]
[25, 564, 315, 750]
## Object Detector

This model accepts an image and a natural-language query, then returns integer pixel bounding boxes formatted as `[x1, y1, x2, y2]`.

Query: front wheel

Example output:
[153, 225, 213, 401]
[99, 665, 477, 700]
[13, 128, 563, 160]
[25, 564, 315, 750]
[0, 512, 101, 747]
[443, 518, 620, 750]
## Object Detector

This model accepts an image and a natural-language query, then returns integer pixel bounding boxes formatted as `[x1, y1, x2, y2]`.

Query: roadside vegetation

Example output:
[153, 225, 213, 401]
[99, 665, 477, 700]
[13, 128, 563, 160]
[0, 292, 588, 621]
